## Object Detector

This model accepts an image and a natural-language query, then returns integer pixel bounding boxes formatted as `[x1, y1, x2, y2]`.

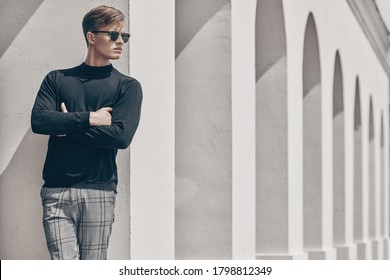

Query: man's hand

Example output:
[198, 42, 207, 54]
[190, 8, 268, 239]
[89, 107, 113, 126]
[57, 103, 112, 137]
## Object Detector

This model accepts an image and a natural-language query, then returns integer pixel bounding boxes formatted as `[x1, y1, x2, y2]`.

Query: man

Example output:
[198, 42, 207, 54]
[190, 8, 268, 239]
[31, 5, 142, 260]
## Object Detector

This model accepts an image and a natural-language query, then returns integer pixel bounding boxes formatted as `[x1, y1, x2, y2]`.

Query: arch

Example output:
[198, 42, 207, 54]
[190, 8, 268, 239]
[255, 0, 288, 255]
[332, 51, 345, 255]
[353, 77, 363, 244]
[303, 13, 322, 254]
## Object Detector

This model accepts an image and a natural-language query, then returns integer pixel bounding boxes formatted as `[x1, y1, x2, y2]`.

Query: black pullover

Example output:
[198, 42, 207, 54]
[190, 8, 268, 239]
[31, 63, 142, 193]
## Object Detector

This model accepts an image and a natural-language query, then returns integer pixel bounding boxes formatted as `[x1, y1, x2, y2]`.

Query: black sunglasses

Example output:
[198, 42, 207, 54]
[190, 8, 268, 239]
[91, 31, 131, 43]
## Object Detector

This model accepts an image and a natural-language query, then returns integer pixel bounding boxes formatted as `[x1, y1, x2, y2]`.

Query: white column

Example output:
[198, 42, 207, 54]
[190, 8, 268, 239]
[129, 0, 175, 259]
[385, 106, 390, 259]
[231, 0, 257, 260]
[378, 129, 385, 259]
[338, 78, 358, 260]
[353, 81, 364, 258]
[282, 1, 308, 259]
[373, 116, 384, 259]
[357, 96, 373, 260]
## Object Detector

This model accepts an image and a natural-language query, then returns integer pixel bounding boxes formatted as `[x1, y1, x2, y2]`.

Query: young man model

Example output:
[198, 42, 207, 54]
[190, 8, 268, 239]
[31, 5, 142, 260]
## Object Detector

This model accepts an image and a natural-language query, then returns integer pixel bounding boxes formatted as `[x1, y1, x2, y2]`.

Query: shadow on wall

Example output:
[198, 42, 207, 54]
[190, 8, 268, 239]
[0, 128, 49, 259]
[0, 0, 44, 58]
[175, 0, 230, 58]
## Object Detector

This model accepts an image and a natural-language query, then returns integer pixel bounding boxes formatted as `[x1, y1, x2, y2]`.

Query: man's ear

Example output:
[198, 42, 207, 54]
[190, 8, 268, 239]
[87, 32, 95, 46]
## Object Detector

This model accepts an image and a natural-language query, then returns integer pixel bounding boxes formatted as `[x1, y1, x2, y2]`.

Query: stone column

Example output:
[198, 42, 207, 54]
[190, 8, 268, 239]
[384, 109, 390, 259]
[356, 96, 374, 259]
[351, 79, 363, 260]
[385, 108, 390, 258]
[129, 0, 175, 259]
[368, 99, 377, 259]
[231, 0, 257, 260]
[378, 117, 386, 259]
[332, 59, 358, 260]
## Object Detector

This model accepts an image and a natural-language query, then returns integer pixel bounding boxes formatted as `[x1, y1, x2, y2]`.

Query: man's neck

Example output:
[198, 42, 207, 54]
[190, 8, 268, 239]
[85, 51, 110, 67]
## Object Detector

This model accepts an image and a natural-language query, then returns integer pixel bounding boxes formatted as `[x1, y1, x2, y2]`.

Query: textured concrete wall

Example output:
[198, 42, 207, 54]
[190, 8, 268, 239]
[0, 0, 130, 260]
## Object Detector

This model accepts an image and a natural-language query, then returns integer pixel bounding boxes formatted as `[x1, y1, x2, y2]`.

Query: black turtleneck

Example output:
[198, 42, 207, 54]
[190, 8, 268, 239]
[31, 63, 143, 192]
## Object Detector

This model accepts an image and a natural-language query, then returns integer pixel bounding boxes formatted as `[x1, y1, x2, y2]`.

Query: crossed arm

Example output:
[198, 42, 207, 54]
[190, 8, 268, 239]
[31, 73, 143, 149]
[57, 103, 113, 135]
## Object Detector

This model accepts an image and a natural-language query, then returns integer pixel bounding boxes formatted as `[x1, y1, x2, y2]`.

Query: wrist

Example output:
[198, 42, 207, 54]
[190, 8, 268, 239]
[89, 112, 96, 126]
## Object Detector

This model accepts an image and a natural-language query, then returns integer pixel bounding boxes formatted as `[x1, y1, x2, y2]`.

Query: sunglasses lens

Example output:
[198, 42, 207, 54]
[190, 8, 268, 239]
[110, 31, 120, 41]
[122, 34, 130, 43]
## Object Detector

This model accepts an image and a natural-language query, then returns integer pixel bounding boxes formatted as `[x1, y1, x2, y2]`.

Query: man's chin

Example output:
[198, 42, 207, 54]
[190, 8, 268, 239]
[107, 53, 121, 60]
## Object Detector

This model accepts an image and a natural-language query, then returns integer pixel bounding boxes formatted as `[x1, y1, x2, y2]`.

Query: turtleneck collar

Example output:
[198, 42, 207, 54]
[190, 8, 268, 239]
[80, 62, 113, 77]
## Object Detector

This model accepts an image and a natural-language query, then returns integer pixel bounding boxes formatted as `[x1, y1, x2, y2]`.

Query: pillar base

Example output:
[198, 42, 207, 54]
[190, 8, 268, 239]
[383, 237, 390, 259]
[371, 239, 379, 259]
[256, 252, 308, 260]
[370, 238, 386, 259]
[305, 248, 337, 259]
[334, 243, 357, 260]
[355, 240, 372, 259]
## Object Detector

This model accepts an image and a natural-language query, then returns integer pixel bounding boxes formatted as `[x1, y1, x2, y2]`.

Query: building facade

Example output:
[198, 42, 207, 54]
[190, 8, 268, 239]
[0, 0, 389, 260]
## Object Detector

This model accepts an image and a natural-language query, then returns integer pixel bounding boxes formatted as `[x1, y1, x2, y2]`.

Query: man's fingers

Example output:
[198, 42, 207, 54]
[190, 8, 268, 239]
[61, 102, 68, 113]
[102, 107, 113, 112]
[96, 107, 113, 113]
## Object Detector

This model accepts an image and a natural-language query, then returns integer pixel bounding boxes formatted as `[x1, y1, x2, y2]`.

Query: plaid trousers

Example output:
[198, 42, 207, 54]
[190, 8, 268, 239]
[40, 187, 116, 260]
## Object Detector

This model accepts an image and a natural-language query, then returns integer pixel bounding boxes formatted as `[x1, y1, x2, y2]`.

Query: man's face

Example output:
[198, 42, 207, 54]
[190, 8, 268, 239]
[90, 21, 125, 60]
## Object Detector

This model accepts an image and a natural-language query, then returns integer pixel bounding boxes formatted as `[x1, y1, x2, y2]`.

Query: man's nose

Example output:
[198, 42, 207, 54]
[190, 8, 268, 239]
[116, 34, 124, 44]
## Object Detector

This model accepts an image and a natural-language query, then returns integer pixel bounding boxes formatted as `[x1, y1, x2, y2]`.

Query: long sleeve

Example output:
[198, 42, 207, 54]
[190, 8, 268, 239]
[31, 72, 90, 135]
[66, 79, 143, 149]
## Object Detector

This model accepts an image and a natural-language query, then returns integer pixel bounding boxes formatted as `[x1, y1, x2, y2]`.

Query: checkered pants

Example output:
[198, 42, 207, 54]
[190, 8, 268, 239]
[40, 187, 116, 260]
